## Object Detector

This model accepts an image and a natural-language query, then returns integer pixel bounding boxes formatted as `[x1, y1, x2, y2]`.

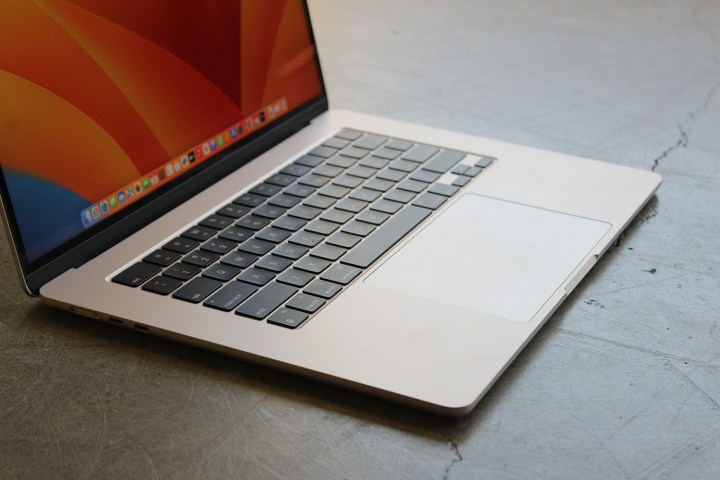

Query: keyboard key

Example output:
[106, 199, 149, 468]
[335, 129, 363, 141]
[320, 208, 354, 224]
[353, 134, 387, 150]
[200, 214, 233, 230]
[183, 250, 220, 267]
[286, 293, 326, 314]
[370, 198, 403, 214]
[277, 269, 315, 287]
[217, 203, 250, 219]
[341, 220, 376, 237]
[201, 237, 238, 254]
[236, 283, 298, 320]
[239, 239, 275, 255]
[308, 145, 337, 158]
[423, 150, 465, 173]
[385, 139, 413, 151]
[164, 263, 201, 281]
[288, 205, 322, 220]
[254, 204, 285, 219]
[202, 263, 241, 281]
[289, 231, 324, 248]
[218, 226, 254, 243]
[203, 282, 257, 312]
[410, 169, 441, 183]
[236, 215, 270, 230]
[273, 216, 307, 232]
[304, 279, 343, 299]
[326, 232, 362, 249]
[280, 163, 311, 177]
[317, 184, 351, 199]
[320, 264, 362, 285]
[255, 255, 293, 273]
[311, 244, 347, 261]
[402, 145, 439, 163]
[397, 179, 427, 193]
[341, 205, 431, 268]
[359, 157, 389, 169]
[428, 183, 460, 197]
[339, 146, 369, 159]
[475, 156, 494, 168]
[142, 276, 182, 295]
[452, 164, 469, 175]
[143, 249, 180, 267]
[250, 182, 282, 197]
[294, 154, 324, 168]
[322, 137, 351, 149]
[389, 159, 419, 173]
[332, 174, 364, 189]
[267, 308, 309, 329]
[265, 173, 295, 187]
[268, 194, 301, 209]
[346, 165, 375, 179]
[181, 225, 215, 241]
[238, 267, 275, 286]
[363, 178, 394, 192]
[256, 227, 291, 243]
[305, 219, 339, 236]
[163, 237, 199, 254]
[313, 164, 343, 178]
[294, 256, 331, 274]
[464, 166, 483, 177]
[349, 188, 381, 203]
[172, 277, 222, 303]
[284, 183, 315, 198]
[113, 262, 162, 287]
[335, 198, 368, 213]
[234, 193, 265, 208]
[220, 251, 258, 268]
[384, 189, 415, 204]
[355, 210, 390, 225]
[303, 194, 336, 209]
[412, 192, 448, 210]
[376, 168, 406, 182]
[452, 176, 472, 187]
[372, 147, 401, 160]
[271, 243, 309, 260]
[326, 155, 357, 168]
[298, 173, 330, 188]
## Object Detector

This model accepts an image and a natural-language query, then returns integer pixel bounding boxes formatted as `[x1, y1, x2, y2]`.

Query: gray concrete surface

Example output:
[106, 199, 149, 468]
[2, 0, 719, 478]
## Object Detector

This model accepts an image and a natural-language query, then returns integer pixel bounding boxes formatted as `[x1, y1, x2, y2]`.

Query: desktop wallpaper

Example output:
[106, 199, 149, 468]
[0, 0, 322, 264]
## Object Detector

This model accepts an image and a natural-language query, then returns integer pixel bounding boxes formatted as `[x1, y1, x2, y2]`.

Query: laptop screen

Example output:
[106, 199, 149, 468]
[0, 0, 323, 273]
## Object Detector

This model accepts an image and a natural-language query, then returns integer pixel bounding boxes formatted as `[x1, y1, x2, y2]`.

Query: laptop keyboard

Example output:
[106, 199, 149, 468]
[112, 129, 494, 328]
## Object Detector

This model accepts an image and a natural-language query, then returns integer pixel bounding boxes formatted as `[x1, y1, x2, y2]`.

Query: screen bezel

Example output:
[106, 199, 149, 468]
[0, 0, 328, 296]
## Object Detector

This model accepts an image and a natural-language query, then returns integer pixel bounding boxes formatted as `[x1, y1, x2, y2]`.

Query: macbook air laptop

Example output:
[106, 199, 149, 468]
[0, 0, 660, 415]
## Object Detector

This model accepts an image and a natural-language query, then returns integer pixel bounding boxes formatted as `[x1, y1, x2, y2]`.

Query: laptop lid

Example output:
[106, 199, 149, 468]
[0, 0, 327, 295]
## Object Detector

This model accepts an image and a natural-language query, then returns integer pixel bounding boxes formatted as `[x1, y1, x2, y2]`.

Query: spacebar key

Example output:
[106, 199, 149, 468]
[341, 205, 431, 269]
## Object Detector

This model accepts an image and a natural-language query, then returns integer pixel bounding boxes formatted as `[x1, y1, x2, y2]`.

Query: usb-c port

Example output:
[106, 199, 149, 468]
[133, 323, 149, 332]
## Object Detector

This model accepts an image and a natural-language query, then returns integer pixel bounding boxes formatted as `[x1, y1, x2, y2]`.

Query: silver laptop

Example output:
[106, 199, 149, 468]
[0, 0, 660, 415]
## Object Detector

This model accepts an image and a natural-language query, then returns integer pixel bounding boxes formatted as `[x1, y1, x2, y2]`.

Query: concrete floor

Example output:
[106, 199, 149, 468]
[1, 0, 719, 478]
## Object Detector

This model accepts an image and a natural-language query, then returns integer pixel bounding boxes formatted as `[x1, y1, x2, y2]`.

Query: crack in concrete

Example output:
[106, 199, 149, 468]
[442, 441, 463, 480]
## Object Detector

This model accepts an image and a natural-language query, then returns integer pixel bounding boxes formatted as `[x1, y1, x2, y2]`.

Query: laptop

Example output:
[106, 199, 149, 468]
[0, 0, 660, 415]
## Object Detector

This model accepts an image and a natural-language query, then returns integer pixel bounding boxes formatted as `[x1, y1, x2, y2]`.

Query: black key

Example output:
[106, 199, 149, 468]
[305, 219, 339, 236]
[326, 155, 357, 168]
[339, 146, 369, 159]
[203, 263, 241, 281]
[267, 308, 309, 329]
[217, 203, 250, 219]
[475, 156, 494, 168]
[372, 147, 401, 160]
[236, 215, 270, 231]
[303, 194, 336, 209]
[294, 256, 331, 274]
[183, 250, 220, 267]
[376, 168, 406, 182]
[280, 163, 311, 177]
[294, 154, 324, 168]
[323, 137, 351, 149]
[236, 282, 298, 320]
[308, 145, 337, 158]
[332, 174, 364, 188]
[341, 205, 431, 268]
[172, 277, 222, 303]
[164, 263, 201, 281]
[251, 182, 283, 197]
[397, 179, 427, 193]
[288, 204, 322, 220]
[234, 192, 265, 208]
[385, 139, 414, 151]
[113, 262, 161, 287]
[320, 208, 354, 224]
[389, 159, 419, 173]
[201, 237, 238, 254]
[265, 173, 296, 188]
[317, 184, 351, 199]
[254, 204, 285, 220]
[410, 170, 441, 183]
[363, 178, 394, 192]
[428, 183, 460, 197]
[238, 268, 275, 286]
[221, 251, 258, 268]
[402, 145, 439, 163]
[273, 216, 307, 232]
[349, 188, 381, 203]
[200, 214, 233, 230]
[272, 243, 309, 260]
[359, 157, 389, 169]
[304, 279, 343, 299]
[142, 276, 182, 295]
[256, 227, 291, 244]
[412, 192, 448, 210]
[353, 134, 387, 150]
[298, 173, 330, 188]
[277, 269, 315, 287]
[326, 232, 362, 249]
[143, 249, 180, 267]
[370, 198, 403, 214]
[163, 237, 199, 254]
[346, 165, 375, 179]
[320, 264, 362, 286]
[203, 282, 257, 312]
[464, 166, 483, 177]
[423, 150, 465, 173]
[218, 225, 254, 243]
[181, 225, 215, 241]
[356, 210, 390, 225]
[268, 194, 301, 209]
[313, 164, 343, 178]
[335, 129, 363, 141]
[452, 176, 472, 187]
[239, 238, 274, 255]
[311, 244, 347, 261]
[341, 220, 376, 237]
[255, 255, 293, 273]
[284, 183, 315, 198]
[289, 231, 324, 248]
[286, 293, 326, 314]
[335, 198, 368, 213]
[384, 189, 415, 204]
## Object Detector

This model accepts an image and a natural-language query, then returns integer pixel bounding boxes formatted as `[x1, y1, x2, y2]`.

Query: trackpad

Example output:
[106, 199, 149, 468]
[366, 194, 610, 322]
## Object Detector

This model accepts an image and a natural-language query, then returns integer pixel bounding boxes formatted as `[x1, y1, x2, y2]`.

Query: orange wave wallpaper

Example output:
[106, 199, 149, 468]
[0, 0, 323, 263]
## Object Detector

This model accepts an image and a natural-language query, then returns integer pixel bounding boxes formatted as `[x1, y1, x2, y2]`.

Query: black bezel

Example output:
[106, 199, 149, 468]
[0, 0, 328, 296]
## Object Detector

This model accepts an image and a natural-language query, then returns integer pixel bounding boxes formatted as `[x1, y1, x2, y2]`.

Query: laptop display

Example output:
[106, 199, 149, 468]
[0, 0, 323, 270]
